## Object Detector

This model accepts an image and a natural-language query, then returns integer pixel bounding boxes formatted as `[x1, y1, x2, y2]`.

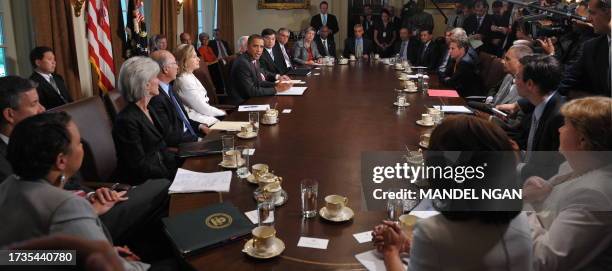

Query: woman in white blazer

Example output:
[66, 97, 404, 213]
[524, 97, 612, 271]
[173, 44, 226, 127]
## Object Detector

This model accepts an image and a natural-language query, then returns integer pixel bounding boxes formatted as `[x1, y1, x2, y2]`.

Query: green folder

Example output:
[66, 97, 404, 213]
[163, 202, 254, 256]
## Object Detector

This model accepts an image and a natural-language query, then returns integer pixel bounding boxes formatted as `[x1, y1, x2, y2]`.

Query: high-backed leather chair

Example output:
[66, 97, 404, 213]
[193, 60, 219, 104]
[103, 91, 127, 122]
[478, 52, 506, 92]
[49, 97, 117, 183]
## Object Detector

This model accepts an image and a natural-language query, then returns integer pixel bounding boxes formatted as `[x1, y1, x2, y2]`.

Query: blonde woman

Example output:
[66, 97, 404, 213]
[173, 44, 226, 127]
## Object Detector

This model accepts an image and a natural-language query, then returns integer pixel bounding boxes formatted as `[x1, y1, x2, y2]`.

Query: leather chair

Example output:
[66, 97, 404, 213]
[103, 91, 127, 122]
[50, 97, 118, 183]
[478, 52, 506, 92]
[218, 57, 237, 105]
[194, 59, 236, 111]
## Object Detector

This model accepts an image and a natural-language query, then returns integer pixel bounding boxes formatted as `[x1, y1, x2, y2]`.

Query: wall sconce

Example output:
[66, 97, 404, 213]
[177, 0, 184, 14]
[73, 0, 85, 17]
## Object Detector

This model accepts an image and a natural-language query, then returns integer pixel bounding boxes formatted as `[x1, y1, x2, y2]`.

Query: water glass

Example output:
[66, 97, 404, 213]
[221, 135, 234, 165]
[236, 146, 250, 178]
[249, 112, 259, 134]
[300, 179, 318, 218]
[397, 92, 407, 106]
[387, 193, 404, 221]
[257, 200, 275, 227]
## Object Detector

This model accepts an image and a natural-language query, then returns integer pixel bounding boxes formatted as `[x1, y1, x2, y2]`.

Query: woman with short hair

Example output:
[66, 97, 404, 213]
[292, 27, 322, 65]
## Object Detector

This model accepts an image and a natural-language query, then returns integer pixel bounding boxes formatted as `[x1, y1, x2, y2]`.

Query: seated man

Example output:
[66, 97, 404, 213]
[343, 24, 374, 59]
[314, 25, 336, 58]
[210, 28, 233, 61]
[28, 46, 73, 110]
[394, 27, 419, 64]
[441, 37, 485, 97]
[273, 28, 294, 74]
[259, 28, 285, 75]
[415, 29, 440, 70]
[228, 35, 292, 105]
[488, 44, 533, 106]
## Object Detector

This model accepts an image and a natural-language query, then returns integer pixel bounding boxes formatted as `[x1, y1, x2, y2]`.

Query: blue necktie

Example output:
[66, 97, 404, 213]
[168, 87, 197, 137]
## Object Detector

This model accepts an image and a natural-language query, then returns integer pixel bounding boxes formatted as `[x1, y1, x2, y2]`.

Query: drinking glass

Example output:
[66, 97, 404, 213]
[257, 200, 275, 227]
[249, 112, 259, 134]
[387, 189, 404, 222]
[300, 179, 318, 218]
[221, 135, 234, 165]
[397, 92, 407, 106]
[236, 145, 250, 178]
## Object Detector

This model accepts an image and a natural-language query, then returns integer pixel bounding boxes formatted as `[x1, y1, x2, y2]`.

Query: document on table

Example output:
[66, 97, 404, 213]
[169, 169, 232, 194]
[355, 250, 408, 271]
[276, 80, 306, 85]
[434, 105, 473, 114]
[428, 89, 459, 98]
[297, 237, 329, 249]
[276, 87, 307, 96]
[353, 231, 373, 243]
[238, 104, 270, 112]
[209, 121, 250, 131]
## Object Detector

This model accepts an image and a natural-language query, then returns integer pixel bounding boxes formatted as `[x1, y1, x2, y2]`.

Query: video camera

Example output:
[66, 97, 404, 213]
[504, 0, 588, 38]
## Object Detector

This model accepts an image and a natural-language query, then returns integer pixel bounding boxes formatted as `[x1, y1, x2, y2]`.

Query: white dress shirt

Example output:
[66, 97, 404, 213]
[173, 73, 226, 126]
[0, 133, 8, 145]
[265, 47, 275, 61]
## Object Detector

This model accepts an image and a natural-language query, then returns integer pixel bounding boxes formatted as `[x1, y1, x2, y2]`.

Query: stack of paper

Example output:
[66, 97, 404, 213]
[209, 121, 250, 131]
[238, 105, 270, 112]
[276, 87, 308, 96]
[169, 169, 232, 194]
[434, 105, 473, 114]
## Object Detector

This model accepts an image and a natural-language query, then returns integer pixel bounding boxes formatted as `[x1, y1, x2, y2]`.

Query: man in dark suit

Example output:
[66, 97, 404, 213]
[314, 26, 336, 57]
[28, 46, 73, 110]
[260, 28, 285, 75]
[343, 24, 374, 59]
[512, 55, 566, 181]
[462, 0, 494, 52]
[229, 35, 293, 105]
[273, 28, 294, 74]
[415, 29, 440, 70]
[394, 27, 419, 63]
[210, 28, 233, 60]
[149, 50, 206, 148]
[441, 38, 485, 97]
[310, 1, 339, 38]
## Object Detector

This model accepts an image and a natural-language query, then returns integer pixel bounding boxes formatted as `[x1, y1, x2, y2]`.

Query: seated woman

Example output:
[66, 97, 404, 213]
[196, 33, 226, 94]
[0, 112, 149, 270]
[113, 57, 178, 185]
[441, 37, 486, 97]
[373, 115, 531, 271]
[174, 44, 226, 127]
[197, 33, 218, 65]
[523, 97, 612, 270]
[292, 27, 322, 65]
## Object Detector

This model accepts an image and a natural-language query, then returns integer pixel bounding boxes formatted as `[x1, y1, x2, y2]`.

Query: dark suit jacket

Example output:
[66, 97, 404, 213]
[260, 48, 283, 75]
[310, 13, 339, 35]
[228, 53, 277, 105]
[314, 36, 336, 57]
[113, 103, 178, 185]
[148, 85, 199, 148]
[273, 43, 292, 74]
[393, 38, 420, 64]
[343, 38, 374, 58]
[462, 14, 494, 38]
[514, 93, 566, 181]
[415, 40, 440, 70]
[29, 72, 73, 110]
[0, 140, 12, 182]
[441, 52, 486, 97]
[557, 35, 611, 97]
[209, 39, 233, 58]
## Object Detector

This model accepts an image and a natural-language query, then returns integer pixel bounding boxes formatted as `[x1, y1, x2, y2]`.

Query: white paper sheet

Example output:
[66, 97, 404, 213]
[297, 237, 329, 249]
[209, 121, 250, 131]
[169, 169, 232, 194]
[276, 80, 306, 84]
[353, 231, 373, 243]
[276, 87, 308, 96]
[238, 104, 270, 112]
[434, 105, 473, 114]
[355, 250, 408, 271]
[409, 210, 440, 219]
[282, 109, 292, 114]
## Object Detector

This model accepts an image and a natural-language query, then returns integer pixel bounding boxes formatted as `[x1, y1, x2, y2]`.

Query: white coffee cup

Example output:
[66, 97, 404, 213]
[350, 54, 356, 60]
[421, 114, 433, 124]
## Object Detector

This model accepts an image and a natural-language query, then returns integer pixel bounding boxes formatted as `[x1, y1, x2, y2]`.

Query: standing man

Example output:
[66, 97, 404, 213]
[314, 26, 336, 57]
[210, 28, 233, 61]
[310, 1, 339, 37]
[29, 46, 73, 110]
[273, 28, 293, 74]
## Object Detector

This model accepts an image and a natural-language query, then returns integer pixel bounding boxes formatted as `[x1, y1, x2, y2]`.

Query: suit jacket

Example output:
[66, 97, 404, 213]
[415, 40, 440, 70]
[462, 14, 494, 38]
[314, 36, 336, 57]
[260, 47, 283, 75]
[209, 39, 233, 58]
[393, 38, 420, 64]
[310, 13, 339, 35]
[273, 43, 292, 74]
[442, 53, 486, 97]
[343, 37, 374, 58]
[113, 103, 178, 185]
[292, 40, 322, 65]
[148, 84, 199, 148]
[228, 53, 277, 105]
[515, 92, 566, 181]
[557, 35, 611, 97]
[29, 72, 73, 110]
[0, 140, 12, 182]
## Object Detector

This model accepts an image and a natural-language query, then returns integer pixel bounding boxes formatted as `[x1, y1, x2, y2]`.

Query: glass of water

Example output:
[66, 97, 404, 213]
[249, 112, 259, 134]
[257, 200, 275, 227]
[221, 135, 234, 165]
[300, 179, 318, 218]
[387, 189, 404, 222]
[235, 145, 250, 178]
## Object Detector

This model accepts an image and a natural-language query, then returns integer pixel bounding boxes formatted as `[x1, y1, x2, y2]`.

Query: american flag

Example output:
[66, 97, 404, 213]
[86, 0, 115, 92]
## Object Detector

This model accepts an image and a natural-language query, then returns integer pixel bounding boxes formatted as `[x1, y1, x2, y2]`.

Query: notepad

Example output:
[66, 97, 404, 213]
[169, 169, 232, 194]
[428, 89, 460, 98]
[238, 104, 270, 112]
[355, 250, 408, 271]
[276, 80, 306, 84]
[276, 87, 307, 96]
[209, 121, 250, 131]
[434, 105, 473, 114]
[353, 231, 373, 244]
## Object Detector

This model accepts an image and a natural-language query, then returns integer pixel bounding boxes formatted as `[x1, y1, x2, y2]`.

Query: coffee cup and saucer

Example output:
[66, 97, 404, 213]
[243, 226, 285, 259]
[394, 63, 404, 71]
[236, 124, 257, 139]
[261, 109, 279, 125]
[349, 55, 357, 61]
[319, 195, 354, 222]
[416, 114, 435, 127]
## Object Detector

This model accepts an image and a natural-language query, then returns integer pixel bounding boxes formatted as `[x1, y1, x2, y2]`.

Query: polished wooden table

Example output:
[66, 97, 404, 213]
[170, 61, 463, 270]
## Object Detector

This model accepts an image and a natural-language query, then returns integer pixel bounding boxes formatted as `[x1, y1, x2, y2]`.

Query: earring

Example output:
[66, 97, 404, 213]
[59, 174, 66, 187]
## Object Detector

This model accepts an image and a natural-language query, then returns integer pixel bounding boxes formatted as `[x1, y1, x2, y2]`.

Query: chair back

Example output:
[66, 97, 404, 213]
[478, 52, 506, 91]
[103, 91, 127, 122]
[193, 60, 219, 104]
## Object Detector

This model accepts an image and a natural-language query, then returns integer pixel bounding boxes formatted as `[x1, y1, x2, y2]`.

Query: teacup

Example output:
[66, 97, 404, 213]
[258, 172, 282, 190]
[252, 163, 269, 179]
[223, 150, 241, 166]
[338, 58, 349, 64]
[421, 114, 433, 125]
[263, 181, 283, 201]
[349, 54, 356, 61]
[263, 109, 279, 124]
[241, 124, 254, 134]
[251, 226, 276, 252]
[398, 214, 418, 237]
[325, 195, 348, 217]
[374, 54, 380, 60]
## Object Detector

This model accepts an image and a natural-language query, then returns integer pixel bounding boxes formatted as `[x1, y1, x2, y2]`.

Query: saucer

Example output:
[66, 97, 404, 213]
[218, 158, 246, 169]
[398, 77, 410, 81]
[416, 120, 435, 127]
[237, 131, 257, 139]
[253, 188, 288, 206]
[246, 174, 258, 184]
[242, 237, 285, 259]
[394, 67, 404, 71]
[404, 88, 419, 93]
[319, 206, 355, 222]
[419, 141, 429, 149]
[394, 102, 410, 107]
[261, 119, 278, 125]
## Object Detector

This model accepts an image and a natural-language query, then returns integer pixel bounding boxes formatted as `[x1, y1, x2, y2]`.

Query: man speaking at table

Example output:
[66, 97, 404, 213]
[228, 34, 292, 105]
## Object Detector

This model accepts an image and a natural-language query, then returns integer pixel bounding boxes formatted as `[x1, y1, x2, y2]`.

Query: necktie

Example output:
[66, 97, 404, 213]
[268, 49, 275, 61]
[322, 39, 329, 55]
[477, 16, 484, 30]
[322, 14, 327, 26]
[168, 88, 197, 137]
[453, 15, 459, 27]
[400, 41, 408, 60]
[217, 40, 228, 58]
[280, 45, 291, 68]
[253, 61, 265, 81]
[421, 43, 428, 62]
[356, 39, 363, 58]
[49, 76, 67, 103]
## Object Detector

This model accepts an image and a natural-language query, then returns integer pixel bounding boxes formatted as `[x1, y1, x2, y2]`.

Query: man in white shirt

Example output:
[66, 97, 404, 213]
[314, 26, 336, 58]
[273, 28, 293, 74]
[260, 28, 284, 75]
[310, 1, 339, 37]
[28, 46, 73, 110]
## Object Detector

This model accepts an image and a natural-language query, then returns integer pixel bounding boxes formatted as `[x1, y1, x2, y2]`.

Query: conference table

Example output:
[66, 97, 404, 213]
[170, 60, 464, 270]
